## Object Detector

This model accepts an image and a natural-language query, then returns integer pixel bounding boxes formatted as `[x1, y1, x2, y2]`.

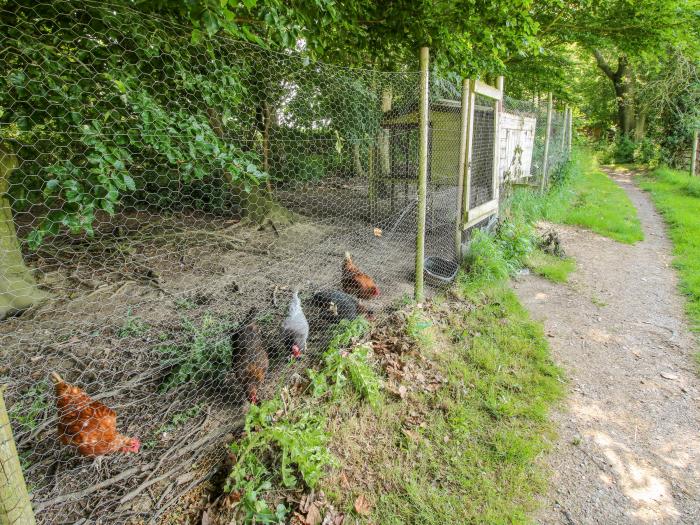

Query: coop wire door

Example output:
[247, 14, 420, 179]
[461, 79, 503, 230]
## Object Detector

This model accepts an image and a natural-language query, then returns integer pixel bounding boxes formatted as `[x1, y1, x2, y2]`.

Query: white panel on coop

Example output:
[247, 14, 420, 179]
[498, 112, 536, 183]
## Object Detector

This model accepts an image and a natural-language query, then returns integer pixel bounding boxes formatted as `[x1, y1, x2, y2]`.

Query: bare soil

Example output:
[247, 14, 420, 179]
[1, 176, 457, 524]
[514, 168, 700, 524]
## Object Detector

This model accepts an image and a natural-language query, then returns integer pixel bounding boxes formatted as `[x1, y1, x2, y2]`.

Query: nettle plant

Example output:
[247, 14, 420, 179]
[1, 1, 267, 248]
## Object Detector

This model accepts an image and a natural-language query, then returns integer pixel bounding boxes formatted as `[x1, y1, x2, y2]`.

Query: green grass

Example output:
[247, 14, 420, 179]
[509, 149, 644, 244]
[526, 250, 576, 283]
[637, 167, 700, 335]
[323, 276, 564, 524]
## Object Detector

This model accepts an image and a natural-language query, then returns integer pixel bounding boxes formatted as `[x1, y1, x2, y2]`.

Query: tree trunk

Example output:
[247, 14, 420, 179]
[634, 112, 647, 142]
[352, 143, 365, 178]
[208, 104, 291, 229]
[235, 183, 294, 230]
[0, 145, 46, 320]
[593, 50, 635, 136]
[615, 81, 635, 136]
[262, 101, 272, 174]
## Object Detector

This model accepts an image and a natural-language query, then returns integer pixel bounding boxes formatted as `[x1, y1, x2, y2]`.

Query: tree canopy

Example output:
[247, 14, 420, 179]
[0, 0, 698, 250]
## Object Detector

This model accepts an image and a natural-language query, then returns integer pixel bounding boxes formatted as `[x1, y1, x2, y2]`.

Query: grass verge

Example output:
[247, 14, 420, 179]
[321, 275, 564, 524]
[637, 167, 700, 336]
[215, 157, 590, 524]
[509, 149, 644, 244]
[526, 250, 576, 283]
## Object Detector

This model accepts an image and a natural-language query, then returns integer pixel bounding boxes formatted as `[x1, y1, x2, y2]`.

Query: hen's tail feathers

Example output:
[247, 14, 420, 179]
[50, 372, 64, 385]
[241, 307, 259, 327]
[230, 307, 259, 338]
[344, 251, 352, 263]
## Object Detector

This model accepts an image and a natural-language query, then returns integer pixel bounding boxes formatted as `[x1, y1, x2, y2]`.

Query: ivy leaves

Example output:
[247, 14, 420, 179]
[1, 2, 269, 248]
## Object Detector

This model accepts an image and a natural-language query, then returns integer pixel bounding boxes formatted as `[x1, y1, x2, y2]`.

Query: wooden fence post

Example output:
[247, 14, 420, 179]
[560, 107, 568, 152]
[455, 78, 470, 259]
[492, 76, 504, 205]
[567, 106, 573, 155]
[1, 387, 36, 525]
[691, 128, 698, 177]
[414, 46, 430, 302]
[462, 80, 476, 223]
[540, 92, 554, 193]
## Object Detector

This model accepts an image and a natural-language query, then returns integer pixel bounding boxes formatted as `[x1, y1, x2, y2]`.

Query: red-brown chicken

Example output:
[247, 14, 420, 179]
[230, 308, 269, 404]
[342, 252, 380, 299]
[51, 372, 140, 457]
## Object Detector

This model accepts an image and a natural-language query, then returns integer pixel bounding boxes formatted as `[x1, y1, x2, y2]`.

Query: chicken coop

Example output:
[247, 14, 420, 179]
[380, 86, 502, 247]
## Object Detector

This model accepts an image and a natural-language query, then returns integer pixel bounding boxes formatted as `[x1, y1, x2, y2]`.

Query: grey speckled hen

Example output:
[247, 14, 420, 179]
[282, 289, 308, 358]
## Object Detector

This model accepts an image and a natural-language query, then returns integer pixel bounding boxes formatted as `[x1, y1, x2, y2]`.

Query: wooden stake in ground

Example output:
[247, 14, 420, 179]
[0, 387, 36, 525]
[567, 106, 573, 155]
[691, 128, 698, 177]
[415, 46, 430, 302]
[540, 93, 554, 194]
[455, 78, 470, 258]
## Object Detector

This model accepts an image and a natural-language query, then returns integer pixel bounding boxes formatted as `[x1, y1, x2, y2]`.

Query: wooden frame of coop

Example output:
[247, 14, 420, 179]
[379, 76, 504, 261]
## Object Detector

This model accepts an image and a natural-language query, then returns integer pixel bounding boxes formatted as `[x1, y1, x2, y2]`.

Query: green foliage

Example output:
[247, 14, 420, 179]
[464, 229, 515, 283]
[223, 316, 380, 523]
[600, 135, 636, 164]
[309, 318, 380, 410]
[8, 380, 50, 432]
[633, 139, 663, 169]
[406, 310, 433, 350]
[509, 149, 644, 244]
[463, 215, 537, 285]
[117, 310, 149, 338]
[158, 314, 233, 390]
[526, 250, 576, 283]
[1, 1, 267, 247]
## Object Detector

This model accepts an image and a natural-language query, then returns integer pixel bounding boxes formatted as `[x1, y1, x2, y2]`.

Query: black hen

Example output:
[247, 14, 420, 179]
[311, 289, 372, 321]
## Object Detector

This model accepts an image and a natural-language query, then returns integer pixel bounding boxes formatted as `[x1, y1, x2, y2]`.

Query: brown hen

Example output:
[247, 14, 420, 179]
[51, 372, 140, 457]
[230, 308, 269, 404]
[342, 252, 380, 299]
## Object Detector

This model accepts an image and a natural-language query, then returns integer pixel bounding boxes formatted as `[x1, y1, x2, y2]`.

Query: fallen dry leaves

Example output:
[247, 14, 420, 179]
[292, 491, 345, 525]
[354, 494, 372, 516]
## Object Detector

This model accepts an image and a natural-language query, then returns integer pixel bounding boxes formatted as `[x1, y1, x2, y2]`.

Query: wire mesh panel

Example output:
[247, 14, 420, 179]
[0, 3, 574, 521]
[503, 95, 569, 189]
[471, 97, 496, 209]
[548, 110, 569, 177]
[0, 1, 427, 522]
[419, 94, 462, 262]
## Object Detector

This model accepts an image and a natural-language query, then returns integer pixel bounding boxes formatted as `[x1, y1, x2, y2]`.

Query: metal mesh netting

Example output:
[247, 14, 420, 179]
[0, 1, 429, 522]
[502, 95, 570, 190]
[0, 1, 486, 523]
[0, 2, 569, 522]
[471, 95, 497, 209]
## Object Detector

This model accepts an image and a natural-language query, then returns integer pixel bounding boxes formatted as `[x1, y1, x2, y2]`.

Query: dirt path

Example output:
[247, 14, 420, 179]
[514, 167, 700, 524]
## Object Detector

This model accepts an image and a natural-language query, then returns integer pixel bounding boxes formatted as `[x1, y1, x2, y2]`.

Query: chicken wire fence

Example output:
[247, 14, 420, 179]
[0, 2, 570, 523]
[502, 95, 570, 191]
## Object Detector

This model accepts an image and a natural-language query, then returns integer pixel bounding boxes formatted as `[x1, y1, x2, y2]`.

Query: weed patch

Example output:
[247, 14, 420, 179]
[158, 314, 234, 390]
[526, 250, 576, 283]
[217, 318, 379, 524]
[508, 149, 644, 244]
